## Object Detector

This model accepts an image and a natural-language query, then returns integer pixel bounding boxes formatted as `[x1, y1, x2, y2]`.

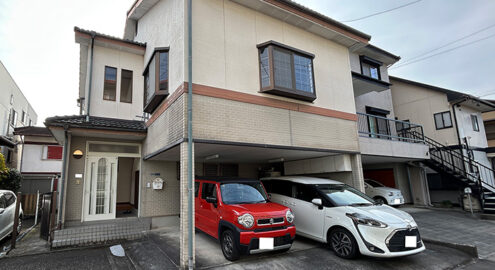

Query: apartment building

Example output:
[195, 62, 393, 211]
[390, 76, 495, 213]
[350, 47, 431, 206]
[0, 60, 38, 169]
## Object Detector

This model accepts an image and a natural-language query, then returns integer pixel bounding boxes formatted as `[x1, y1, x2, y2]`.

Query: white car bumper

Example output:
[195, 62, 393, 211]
[387, 196, 404, 206]
[352, 224, 425, 258]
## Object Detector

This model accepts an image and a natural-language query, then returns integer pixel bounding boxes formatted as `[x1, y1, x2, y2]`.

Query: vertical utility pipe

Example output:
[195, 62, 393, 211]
[57, 128, 69, 228]
[34, 190, 40, 225]
[86, 33, 96, 121]
[187, 0, 194, 269]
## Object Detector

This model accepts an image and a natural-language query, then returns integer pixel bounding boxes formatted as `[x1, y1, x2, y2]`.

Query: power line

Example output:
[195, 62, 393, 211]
[341, 0, 422, 23]
[396, 22, 495, 66]
[390, 33, 495, 69]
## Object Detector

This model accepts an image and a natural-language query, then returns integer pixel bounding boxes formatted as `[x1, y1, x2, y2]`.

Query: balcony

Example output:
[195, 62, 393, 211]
[352, 72, 391, 97]
[357, 113, 430, 160]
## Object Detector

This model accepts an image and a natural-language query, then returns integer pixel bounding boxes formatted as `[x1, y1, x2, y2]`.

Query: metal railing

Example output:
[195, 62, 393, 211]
[357, 112, 425, 143]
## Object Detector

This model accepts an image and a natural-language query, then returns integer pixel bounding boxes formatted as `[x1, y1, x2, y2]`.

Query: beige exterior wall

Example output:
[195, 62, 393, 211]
[191, 0, 356, 114]
[193, 95, 359, 152]
[454, 105, 487, 148]
[390, 79, 458, 145]
[88, 45, 144, 120]
[134, 0, 185, 96]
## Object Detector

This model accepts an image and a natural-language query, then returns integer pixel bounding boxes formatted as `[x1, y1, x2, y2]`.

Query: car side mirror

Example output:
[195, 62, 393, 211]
[206, 196, 217, 207]
[267, 194, 272, 200]
[0, 208, 4, 215]
[311, 198, 323, 209]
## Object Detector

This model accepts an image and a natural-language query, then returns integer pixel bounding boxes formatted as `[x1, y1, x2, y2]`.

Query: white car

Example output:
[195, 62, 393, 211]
[364, 179, 404, 206]
[261, 176, 425, 259]
[0, 190, 23, 241]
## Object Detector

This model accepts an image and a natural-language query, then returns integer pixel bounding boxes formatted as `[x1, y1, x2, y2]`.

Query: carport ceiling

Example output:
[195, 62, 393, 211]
[150, 142, 340, 163]
[361, 155, 423, 165]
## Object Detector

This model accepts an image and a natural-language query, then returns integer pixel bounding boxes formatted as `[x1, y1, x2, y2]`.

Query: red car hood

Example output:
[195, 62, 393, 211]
[227, 202, 289, 218]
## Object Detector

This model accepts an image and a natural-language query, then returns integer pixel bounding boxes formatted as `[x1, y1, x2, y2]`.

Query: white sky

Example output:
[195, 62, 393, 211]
[1, 0, 494, 124]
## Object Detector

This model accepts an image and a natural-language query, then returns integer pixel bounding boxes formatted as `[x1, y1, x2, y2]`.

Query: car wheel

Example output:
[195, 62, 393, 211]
[221, 230, 240, 261]
[330, 228, 359, 259]
[374, 197, 387, 205]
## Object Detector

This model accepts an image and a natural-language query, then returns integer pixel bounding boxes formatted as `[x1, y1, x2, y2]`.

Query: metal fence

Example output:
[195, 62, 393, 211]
[357, 112, 425, 143]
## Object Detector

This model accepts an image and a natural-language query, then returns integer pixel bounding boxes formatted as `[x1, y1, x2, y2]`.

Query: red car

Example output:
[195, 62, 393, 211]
[195, 177, 296, 261]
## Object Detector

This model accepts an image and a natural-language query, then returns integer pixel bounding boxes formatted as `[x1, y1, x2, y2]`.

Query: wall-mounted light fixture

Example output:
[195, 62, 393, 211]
[205, 154, 219, 160]
[73, 149, 83, 159]
[268, 157, 284, 163]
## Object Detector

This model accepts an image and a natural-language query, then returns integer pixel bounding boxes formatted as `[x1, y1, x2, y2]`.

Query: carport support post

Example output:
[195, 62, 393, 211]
[350, 154, 365, 192]
[180, 142, 195, 269]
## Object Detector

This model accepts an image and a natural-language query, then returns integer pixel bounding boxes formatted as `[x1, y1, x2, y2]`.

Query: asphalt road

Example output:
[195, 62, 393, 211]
[0, 239, 490, 270]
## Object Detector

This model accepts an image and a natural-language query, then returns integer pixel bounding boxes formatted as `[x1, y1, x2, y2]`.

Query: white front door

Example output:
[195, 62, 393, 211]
[83, 156, 118, 221]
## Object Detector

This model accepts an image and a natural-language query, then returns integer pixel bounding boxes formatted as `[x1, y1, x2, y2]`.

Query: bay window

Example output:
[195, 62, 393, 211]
[143, 47, 169, 113]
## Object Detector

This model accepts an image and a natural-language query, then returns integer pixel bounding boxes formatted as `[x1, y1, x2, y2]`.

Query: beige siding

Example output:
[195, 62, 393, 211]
[390, 79, 458, 145]
[191, 0, 356, 114]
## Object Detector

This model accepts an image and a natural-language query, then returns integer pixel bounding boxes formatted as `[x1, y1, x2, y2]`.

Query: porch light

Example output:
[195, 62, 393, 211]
[268, 157, 284, 163]
[73, 149, 83, 159]
[205, 154, 219, 160]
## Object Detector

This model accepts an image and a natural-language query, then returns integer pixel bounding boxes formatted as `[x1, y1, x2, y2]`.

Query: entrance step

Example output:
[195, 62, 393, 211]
[52, 218, 151, 248]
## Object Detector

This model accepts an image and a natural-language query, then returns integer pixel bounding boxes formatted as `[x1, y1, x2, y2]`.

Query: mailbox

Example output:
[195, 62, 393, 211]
[153, 178, 164, 190]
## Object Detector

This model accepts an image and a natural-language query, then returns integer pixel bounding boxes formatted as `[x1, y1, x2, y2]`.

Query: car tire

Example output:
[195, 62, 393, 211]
[374, 196, 387, 205]
[329, 228, 359, 259]
[220, 230, 240, 261]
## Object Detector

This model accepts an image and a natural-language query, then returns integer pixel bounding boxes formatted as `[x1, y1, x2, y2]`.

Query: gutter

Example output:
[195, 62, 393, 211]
[187, 0, 194, 269]
[57, 126, 69, 228]
[86, 32, 96, 121]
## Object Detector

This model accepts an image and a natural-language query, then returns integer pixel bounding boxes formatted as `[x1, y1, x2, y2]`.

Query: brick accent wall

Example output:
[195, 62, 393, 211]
[180, 142, 195, 268]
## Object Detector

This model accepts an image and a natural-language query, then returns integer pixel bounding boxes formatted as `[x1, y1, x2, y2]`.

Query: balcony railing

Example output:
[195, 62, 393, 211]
[357, 112, 425, 143]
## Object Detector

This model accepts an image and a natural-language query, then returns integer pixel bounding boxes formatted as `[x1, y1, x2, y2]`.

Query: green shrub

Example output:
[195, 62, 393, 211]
[0, 153, 6, 173]
[0, 168, 22, 193]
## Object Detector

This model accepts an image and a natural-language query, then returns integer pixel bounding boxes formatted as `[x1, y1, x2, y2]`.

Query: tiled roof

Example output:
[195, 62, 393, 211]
[14, 126, 52, 137]
[45, 115, 146, 132]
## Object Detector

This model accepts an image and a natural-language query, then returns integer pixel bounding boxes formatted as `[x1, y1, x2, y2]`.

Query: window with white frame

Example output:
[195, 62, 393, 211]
[471, 115, 480, 132]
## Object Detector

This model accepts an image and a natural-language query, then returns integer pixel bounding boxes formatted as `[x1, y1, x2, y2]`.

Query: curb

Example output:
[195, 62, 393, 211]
[422, 238, 478, 258]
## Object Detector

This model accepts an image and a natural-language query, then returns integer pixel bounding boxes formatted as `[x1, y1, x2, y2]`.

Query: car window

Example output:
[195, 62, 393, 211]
[295, 183, 320, 202]
[202, 183, 217, 199]
[317, 184, 374, 206]
[4, 193, 15, 207]
[0, 196, 6, 209]
[265, 180, 293, 197]
[194, 182, 200, 198]
[220, 182, 267, 205]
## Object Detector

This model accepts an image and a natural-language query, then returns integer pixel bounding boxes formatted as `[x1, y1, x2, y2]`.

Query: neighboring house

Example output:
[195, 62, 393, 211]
[350, 46, 431, 206]
[0, 60, 38, 169]
[43, 0, 384, 267]
[13, 126, 62, 194]
[390, 76, 495, 212]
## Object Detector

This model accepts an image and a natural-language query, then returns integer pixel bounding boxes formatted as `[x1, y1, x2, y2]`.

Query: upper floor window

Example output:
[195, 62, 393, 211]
[257, 41, 316, 102]
[103, 66, 117, 101]
[143, 48, 169, 113]
[120, 69, 133, 103]
[471, 115, 480, 132]
[21, 111, 26, 124]
[360, 56, 381, 80]
[434, 111, 453, 129]
[9, 109, 17, 127]
[28, 119, 32, 126]
[10, 94, 14, 105]
[43, 145, 63, 160]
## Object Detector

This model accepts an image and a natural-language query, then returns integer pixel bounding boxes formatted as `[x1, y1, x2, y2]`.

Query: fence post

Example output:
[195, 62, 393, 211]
[49, 191, 58, 243]
[11, 192, 22, 249]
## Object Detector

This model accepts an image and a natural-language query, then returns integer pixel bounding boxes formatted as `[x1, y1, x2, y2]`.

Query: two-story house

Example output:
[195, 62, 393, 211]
[390, 76, 495, 214]
[44, 0, 439, 267]
[0, 60, 38, 169]
[349, 46, 431, 206]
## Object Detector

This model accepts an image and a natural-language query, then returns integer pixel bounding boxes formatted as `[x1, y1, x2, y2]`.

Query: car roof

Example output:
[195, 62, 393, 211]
[260, 176, 343, 185]
[195, 177, 260, 183]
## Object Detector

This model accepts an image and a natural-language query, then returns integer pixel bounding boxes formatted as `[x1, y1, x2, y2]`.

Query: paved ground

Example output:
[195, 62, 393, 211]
[0, 217, 35, 253]
[402, 207, 495, 260]
[0, 226, 489, 270]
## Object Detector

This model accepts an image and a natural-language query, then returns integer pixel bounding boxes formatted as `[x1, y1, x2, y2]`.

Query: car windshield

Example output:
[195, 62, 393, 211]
[220, 182, 267, 205]
[316, 184, 374, 206]
[365, 180, 384, 187]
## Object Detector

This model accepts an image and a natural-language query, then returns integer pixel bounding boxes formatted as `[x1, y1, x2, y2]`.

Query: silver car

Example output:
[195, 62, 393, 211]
[0, 190, 23, 241]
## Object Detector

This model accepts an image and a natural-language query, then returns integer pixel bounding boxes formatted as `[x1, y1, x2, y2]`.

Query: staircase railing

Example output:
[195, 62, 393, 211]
[411, 131, 495, 193]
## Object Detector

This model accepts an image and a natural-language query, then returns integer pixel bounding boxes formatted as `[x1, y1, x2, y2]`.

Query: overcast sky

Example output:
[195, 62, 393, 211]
[1, 0, 494, 124]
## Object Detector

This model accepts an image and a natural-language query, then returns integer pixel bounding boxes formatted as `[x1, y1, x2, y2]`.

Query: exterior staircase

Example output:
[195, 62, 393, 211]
[415, 133, 495, 214]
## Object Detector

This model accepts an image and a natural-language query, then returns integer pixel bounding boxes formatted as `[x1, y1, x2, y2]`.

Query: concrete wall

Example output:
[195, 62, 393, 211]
[21, 144, 63, 173]
[391, 79, 458, 145]
[88, 45, 144, 120]
[191, 0, 356, 114]
[359, 137, 429, 159]
[140, 160, 180, 217]
[454, 105, 488, 149]
[284, 155, 352, 175]
[355, 89, 395, 117]
[134, 0, 185, 96]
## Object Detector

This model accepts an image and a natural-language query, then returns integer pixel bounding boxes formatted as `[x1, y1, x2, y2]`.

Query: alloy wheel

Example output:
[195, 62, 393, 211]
[331, 232, 352, 257]
[222, 233, 234, 257]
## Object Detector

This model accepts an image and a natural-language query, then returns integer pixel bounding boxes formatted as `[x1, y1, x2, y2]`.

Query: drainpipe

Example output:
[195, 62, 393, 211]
[187, 0, 194, 269]
[58, 126, 69, 228]
[86, 32, 96, 121]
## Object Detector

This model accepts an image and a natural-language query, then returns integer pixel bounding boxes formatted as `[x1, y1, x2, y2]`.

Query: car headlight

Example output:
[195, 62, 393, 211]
[388, 192, 394, 196]
[346, 213, 387, 228]
[238, 213, 254, 228]
[286, 210, 294, 224]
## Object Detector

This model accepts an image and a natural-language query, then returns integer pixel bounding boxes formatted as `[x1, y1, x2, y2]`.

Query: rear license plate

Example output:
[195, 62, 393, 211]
[394, 198, 401, 204]
[405, 236, 417, 248]
[259, 237, 274, 250]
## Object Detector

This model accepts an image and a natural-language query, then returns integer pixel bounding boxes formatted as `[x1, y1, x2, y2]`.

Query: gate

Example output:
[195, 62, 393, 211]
[40, 192, 56, 240]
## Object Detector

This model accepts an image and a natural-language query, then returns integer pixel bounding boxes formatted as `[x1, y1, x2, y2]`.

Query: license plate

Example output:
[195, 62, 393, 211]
[259, 237, 274, 250]
[405, 236, 417, 248]
[394, 199, 401, 204]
